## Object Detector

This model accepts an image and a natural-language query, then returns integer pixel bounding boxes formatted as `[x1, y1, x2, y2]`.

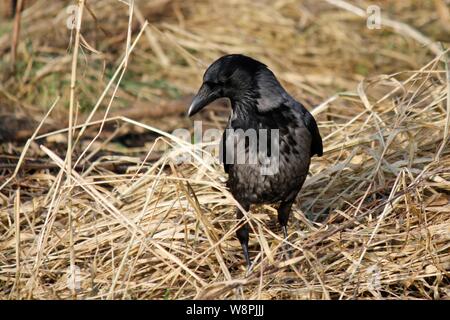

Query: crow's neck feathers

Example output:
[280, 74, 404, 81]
[255, 68, 290, 112]
[231, 67, 290, 119]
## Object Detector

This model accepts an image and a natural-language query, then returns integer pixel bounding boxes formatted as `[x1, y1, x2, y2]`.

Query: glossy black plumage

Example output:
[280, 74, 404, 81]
[188, 54, 322, 267]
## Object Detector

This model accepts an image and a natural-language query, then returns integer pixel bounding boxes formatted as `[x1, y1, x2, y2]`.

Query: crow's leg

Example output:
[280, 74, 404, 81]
[277, 192, 298, 259]
[278, 197, 296, 236]
[236, 203, 251, 268]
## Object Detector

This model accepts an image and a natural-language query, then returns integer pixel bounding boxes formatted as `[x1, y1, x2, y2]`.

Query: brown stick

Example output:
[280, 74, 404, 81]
[11, 0, 24, 69]
[0, 96, 229, 143]
[0, 156, 161, 172]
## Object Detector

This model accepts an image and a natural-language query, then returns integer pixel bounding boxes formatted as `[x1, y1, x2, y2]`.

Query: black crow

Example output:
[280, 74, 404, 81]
[188, 54, 323, 267]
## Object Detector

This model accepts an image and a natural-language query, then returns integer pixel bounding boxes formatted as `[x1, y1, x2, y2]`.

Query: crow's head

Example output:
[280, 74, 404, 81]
[188, 54, 284, 116]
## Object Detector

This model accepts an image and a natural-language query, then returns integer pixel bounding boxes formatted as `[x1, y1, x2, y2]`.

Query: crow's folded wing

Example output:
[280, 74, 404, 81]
[288, 99, 323, 157]
[303, 109, 323, 157]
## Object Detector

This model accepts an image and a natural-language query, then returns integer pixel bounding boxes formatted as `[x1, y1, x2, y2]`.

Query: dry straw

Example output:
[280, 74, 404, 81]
[0, 0, 449, 299]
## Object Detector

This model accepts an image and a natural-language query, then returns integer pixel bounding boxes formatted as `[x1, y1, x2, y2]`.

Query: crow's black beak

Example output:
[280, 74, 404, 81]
[187, 83, 220, 117]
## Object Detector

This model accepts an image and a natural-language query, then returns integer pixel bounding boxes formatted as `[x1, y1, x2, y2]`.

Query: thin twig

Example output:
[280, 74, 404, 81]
[10, 0, 24, 69]
[65, 0, 85, 299]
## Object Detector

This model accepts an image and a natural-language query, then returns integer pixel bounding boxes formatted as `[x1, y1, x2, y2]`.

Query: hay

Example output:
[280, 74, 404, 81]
[0, 0, 449, 299]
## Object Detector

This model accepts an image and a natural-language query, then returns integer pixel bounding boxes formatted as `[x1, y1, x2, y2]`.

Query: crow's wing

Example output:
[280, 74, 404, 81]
[288, 99, 323, 157]
[303, 109, 323, 156]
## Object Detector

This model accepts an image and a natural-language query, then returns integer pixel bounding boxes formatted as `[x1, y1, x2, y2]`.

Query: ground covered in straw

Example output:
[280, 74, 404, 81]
[0, 0, 449, 299]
